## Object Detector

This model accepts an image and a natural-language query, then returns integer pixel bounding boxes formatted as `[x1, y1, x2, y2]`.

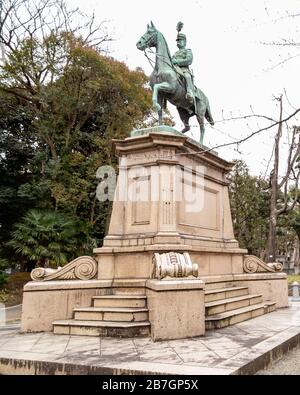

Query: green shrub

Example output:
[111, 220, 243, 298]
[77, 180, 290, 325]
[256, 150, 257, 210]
[287, 274, 300, 285]
[7, 209, 87, 268]
[5, 272, 31, 291]
[0, 272, 8, 289]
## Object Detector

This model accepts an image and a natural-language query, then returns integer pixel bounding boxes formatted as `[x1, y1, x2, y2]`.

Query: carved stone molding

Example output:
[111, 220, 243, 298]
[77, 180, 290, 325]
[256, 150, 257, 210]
[243, 255, 283, 274]
[31, 256, 98, 281]
[152, 251, 198, 280]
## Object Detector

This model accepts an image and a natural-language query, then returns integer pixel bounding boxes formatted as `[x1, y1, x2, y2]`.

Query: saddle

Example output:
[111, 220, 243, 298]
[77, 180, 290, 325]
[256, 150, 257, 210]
[174, 65, 186, 80]
[174, 65, 200, 101]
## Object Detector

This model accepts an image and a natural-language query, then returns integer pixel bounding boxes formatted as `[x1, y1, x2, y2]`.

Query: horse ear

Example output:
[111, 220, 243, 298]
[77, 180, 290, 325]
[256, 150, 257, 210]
[150, 21, 155, 28]
[147, 23, 150, 29]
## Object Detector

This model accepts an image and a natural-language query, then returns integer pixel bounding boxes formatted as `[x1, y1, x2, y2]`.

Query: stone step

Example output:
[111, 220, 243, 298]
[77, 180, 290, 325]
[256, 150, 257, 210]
[266, 302, 276, 313]
[205, 294, 263, 316]
[205, 302, 276, 330]
[205, 286, 249, 302]
[93, 295, 147, 308]
[112, 288, 146, 295]
[73, 307, 148, 322]
[53, 320, 151, 337]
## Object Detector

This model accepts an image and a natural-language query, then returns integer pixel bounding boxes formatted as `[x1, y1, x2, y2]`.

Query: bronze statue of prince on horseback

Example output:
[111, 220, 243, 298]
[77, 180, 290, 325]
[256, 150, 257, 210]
[136, 21, 214, 145]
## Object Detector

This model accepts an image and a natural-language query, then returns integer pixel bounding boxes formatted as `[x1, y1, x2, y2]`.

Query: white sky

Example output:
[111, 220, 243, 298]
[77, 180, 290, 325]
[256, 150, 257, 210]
[68, 0, 300, 177]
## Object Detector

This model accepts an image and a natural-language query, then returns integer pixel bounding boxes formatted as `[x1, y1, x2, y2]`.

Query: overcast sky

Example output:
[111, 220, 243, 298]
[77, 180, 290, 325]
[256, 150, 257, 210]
[69, 0, 300, 177]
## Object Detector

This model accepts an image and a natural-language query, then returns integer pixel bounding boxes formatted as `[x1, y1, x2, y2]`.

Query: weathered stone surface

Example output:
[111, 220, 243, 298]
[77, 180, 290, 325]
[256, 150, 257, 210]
[146, 279, 205, 341]
[31, 256, 97, 281]
[92, 295, 147, 308]
[21, 280, 146, 332]
[243, 255, 283, 274]
[94, 132, 246, 279]
[152, 251, 198, 279]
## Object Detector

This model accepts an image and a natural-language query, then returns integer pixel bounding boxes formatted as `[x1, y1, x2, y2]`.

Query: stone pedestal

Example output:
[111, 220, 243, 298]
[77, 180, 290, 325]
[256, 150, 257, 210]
[94, 129, 247, 278]
[146, 279, 205, 341]
[20, 126, 288, 337]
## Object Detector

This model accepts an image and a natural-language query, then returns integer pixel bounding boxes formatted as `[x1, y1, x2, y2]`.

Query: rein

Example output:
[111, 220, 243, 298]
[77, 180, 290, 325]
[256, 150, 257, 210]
[143, 47, 182, 79]
[143, 50, 155, 68]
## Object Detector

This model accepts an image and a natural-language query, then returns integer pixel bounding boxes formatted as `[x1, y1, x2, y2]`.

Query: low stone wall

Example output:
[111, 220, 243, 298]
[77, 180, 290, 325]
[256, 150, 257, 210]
[235, 274, 288, 308]
[21, 280, 114, 332]
[21, 279, 148, 333]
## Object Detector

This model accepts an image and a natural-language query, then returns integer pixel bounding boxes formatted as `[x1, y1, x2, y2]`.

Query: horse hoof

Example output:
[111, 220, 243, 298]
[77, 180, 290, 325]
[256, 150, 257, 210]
[181, 126, 190, 133]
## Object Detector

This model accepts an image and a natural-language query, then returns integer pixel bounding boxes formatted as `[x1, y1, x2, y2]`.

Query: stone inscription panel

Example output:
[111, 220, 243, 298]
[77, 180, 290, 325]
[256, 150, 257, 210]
[131, 175, 151, 225]
[179, 185, 220, 231]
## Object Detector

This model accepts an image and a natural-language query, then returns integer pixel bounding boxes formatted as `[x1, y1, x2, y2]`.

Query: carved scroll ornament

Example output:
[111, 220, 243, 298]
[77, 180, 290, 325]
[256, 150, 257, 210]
[31, 256, 97, 281]
[243, 255, 283, 274]
[152, 251, 198, 280]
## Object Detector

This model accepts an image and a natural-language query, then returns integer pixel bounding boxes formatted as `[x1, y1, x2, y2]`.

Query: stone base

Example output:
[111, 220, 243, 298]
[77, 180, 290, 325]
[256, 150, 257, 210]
[94, 245, 246, 279]
[21, 273, 288, 333]
[146, 279, 205, 341]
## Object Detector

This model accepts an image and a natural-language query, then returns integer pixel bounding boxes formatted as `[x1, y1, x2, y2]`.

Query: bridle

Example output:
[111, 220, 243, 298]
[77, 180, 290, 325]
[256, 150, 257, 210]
[139, 30, 157, 50]
[139, 29, 181, 78]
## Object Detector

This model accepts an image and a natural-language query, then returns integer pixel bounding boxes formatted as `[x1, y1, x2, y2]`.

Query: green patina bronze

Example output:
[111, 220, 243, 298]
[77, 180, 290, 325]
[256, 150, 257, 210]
[172, 21, 194, 105]
[131, 125, 183, 137]
[130, 125, 218, 156]
[136, 21, 214, 145]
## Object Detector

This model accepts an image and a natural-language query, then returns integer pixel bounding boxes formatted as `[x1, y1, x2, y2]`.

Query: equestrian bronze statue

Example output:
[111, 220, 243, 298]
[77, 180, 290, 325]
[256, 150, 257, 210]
[137, 21, 214, 145]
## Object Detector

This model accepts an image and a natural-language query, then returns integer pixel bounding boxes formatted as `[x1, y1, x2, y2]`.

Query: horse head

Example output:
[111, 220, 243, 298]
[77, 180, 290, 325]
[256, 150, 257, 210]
[136, 21, 158, 51]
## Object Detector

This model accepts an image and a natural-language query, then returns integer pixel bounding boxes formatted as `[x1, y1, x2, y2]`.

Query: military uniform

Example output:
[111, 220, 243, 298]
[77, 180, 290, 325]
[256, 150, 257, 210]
[172, 32, 194, 103]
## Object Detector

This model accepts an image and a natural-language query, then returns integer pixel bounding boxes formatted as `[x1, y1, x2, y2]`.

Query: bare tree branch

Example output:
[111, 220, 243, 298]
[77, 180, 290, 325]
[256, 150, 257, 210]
[0, 0, 112, 60]
[278, 127, 300, 189]
[184, 107, 300, 157]
[261, 38, 300, 47]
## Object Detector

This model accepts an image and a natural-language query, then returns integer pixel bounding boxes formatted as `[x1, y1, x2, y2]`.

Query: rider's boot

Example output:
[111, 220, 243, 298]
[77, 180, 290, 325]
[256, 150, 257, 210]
[185, 73, 194, 104]
[186, 91, 194, 104]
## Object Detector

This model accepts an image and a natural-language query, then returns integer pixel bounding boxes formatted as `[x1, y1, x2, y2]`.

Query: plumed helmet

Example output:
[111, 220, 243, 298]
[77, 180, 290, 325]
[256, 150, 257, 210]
[176, 32, 186, 41]
[176, 21, 186, 41]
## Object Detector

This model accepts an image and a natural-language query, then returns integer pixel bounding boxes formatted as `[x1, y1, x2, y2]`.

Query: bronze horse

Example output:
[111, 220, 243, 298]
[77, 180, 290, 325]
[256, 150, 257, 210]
[137, 22, 214, 144]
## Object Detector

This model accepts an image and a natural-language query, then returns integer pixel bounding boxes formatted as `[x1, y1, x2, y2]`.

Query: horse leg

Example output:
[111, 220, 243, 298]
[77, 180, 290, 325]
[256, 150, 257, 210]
[158, 109, 163, 125]
[158, 94, 163, 125]
[197, 115, 205, 145]
[153, 82, 172, 113]
[177, 107, 190, 133]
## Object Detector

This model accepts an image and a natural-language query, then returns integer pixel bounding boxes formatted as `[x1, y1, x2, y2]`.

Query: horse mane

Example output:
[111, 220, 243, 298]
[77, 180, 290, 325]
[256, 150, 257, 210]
[156, 31, 173, 63]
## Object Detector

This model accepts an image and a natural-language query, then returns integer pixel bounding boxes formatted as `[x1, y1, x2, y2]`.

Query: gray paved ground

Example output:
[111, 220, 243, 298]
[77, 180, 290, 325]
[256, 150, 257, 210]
[1, 302, 300, 374]
[257, 345, 300, 375]
[0, 304, 22, 325]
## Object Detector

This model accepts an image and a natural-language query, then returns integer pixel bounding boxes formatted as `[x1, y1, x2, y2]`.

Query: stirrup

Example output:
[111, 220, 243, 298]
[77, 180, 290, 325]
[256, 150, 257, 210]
[186, 92, 193, 103]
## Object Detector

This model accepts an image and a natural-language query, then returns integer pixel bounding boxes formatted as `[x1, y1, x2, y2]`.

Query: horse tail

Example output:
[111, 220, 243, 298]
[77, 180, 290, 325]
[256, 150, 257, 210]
[205, 103, 214, 126]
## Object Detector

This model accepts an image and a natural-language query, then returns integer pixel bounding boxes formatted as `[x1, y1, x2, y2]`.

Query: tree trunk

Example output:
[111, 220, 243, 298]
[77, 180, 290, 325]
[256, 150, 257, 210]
[266, 96, 282, 263]
[292, 237, 300, 270]
[266, 212, 277, 262]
